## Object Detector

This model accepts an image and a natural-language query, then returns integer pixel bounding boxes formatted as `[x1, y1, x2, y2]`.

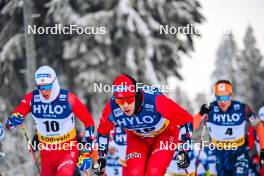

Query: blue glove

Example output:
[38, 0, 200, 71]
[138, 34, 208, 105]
[78, 152, 92, 171]
[0, 123, 5, 140]
[6, 112, 24, 130]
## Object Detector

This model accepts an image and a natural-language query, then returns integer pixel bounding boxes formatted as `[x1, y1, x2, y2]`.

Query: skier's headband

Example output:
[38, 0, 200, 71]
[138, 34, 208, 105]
[214, 82, 232, 95]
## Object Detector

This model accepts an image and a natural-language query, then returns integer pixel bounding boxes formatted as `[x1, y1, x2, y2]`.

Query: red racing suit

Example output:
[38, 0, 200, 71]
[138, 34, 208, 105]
[97, 89, 193, 176]
[12, 89, 94, 176]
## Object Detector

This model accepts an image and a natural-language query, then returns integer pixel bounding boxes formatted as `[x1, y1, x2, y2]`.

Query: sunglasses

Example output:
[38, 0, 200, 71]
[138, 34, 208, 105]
[215, 95, 231, 102]
[115, 96, 135, 105]
[36, 84, 52, 91]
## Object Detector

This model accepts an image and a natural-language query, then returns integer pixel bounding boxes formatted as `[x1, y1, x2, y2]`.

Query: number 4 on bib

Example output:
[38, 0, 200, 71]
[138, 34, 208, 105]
[225, 128, 233, 136]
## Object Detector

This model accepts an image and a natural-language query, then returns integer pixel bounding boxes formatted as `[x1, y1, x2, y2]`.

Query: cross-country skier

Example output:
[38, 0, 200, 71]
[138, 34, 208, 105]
[105, 141, 123, 176]
[247, 106, 264, 175]
[5, 66, 95, 176]
[194, 80, 264, 176]
[91, 74, 193, 176]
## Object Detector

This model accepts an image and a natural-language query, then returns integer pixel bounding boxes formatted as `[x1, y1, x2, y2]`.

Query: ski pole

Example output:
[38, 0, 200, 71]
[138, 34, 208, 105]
[194, 114, 207, 176]
[184, 169, 189, 176]
[20, 124, 41, 175]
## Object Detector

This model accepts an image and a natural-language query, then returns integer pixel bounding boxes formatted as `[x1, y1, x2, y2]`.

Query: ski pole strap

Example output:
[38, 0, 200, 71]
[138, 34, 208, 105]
[84, 126, 95, 153]
[97, 133, 109, 159]
[178, 122, 193, 143]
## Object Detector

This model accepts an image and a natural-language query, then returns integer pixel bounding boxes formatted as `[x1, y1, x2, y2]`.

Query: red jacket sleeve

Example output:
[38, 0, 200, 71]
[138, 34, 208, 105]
[247, 126, 255, 151]
[12, 92, 32, 117]
[156, 95, 193, 127]
[97, 100, 114, 135]
[68, 92, 94, 128]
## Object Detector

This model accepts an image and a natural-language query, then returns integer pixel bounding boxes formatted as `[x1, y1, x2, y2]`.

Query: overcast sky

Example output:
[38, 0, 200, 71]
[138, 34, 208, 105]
[170, 0, 264, 100]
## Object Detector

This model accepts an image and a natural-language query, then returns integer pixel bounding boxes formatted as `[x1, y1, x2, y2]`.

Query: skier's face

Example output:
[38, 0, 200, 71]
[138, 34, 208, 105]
[40, 89, 52, 99]
[216, 93, 232, 112]
[37, 83, 52, 99]
[117, 98, 136, 116]
[108, 146, 117, 155]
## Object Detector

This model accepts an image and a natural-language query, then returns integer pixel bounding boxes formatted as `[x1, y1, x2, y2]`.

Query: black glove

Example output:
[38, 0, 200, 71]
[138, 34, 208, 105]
[92, 158, 106, 176]
[176, 150, 190, 169]
[199, 104, 210, 116]
[260, 149, 264, 167]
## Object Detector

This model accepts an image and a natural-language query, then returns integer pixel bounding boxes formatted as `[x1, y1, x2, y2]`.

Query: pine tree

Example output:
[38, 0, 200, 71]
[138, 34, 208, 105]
[171, 86, 194, 114]
[194, 92, 208, 112]
[235, 25, 264, 110]
[0, 0, 204, 173]
[1, 0, 204, 118]
[45, 0, 204, 118]
[212, 33, 238, 93]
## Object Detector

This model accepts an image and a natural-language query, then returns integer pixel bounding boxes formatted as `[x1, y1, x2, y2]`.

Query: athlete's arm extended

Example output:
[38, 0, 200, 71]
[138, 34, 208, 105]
[68, 92, 94, 128]
[193, 104, 210, 130]
[68, 92, 95, 152]
[6, 92, 32, 129]
[97, 100, 115, 158]
[12, 92, 32, 116]
[245, 104, 264, 150]
[193, 113, 204, 130]
[156, 95, 193, 127]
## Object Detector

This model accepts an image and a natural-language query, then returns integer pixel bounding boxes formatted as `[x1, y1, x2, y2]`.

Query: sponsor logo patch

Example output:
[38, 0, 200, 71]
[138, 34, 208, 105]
[126, 152, 141, 161]
[36, 73, 51, 78]
[234, 104, 240, 110]
[214, 106, 219, 112]
[145, 104, 154, 109]
[218, 84, 225, 91]
[114, 108, 123, 117]
[34, 95, 41, 102]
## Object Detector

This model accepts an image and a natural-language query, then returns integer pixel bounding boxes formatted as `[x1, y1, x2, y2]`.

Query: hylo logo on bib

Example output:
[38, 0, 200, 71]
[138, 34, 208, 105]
[213, 113, 240, 122]
[33, 104, 64, 114]
[116, 116, 154, 126]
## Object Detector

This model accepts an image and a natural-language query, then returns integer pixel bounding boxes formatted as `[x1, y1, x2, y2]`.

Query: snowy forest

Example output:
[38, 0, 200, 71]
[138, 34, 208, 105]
[212, 27, 264, 111]
[0, 0, 264, 175]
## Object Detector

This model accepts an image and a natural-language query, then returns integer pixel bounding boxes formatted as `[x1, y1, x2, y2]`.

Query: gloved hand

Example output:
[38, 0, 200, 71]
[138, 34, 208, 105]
[176, 150, 190, 169]
[91, 158, 106, 176]
[0, 123, 5, 141]
[199, 104, 210, 116]
[260, 149, 264, 167]
[6, 112, 24, 130]
[178, 122, 193, 142]
[78, 152, 92, 172]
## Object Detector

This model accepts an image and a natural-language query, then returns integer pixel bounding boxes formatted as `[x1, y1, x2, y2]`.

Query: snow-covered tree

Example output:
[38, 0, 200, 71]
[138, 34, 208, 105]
[235, 25, 264, 110]
[193, 92, 208, 112]
[0, 0, 204, 173]
[1, 0, 204, 118]
[212, 33, 238, 93]
[45, 0, 204, 118]
[170, 86, 194, 114]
